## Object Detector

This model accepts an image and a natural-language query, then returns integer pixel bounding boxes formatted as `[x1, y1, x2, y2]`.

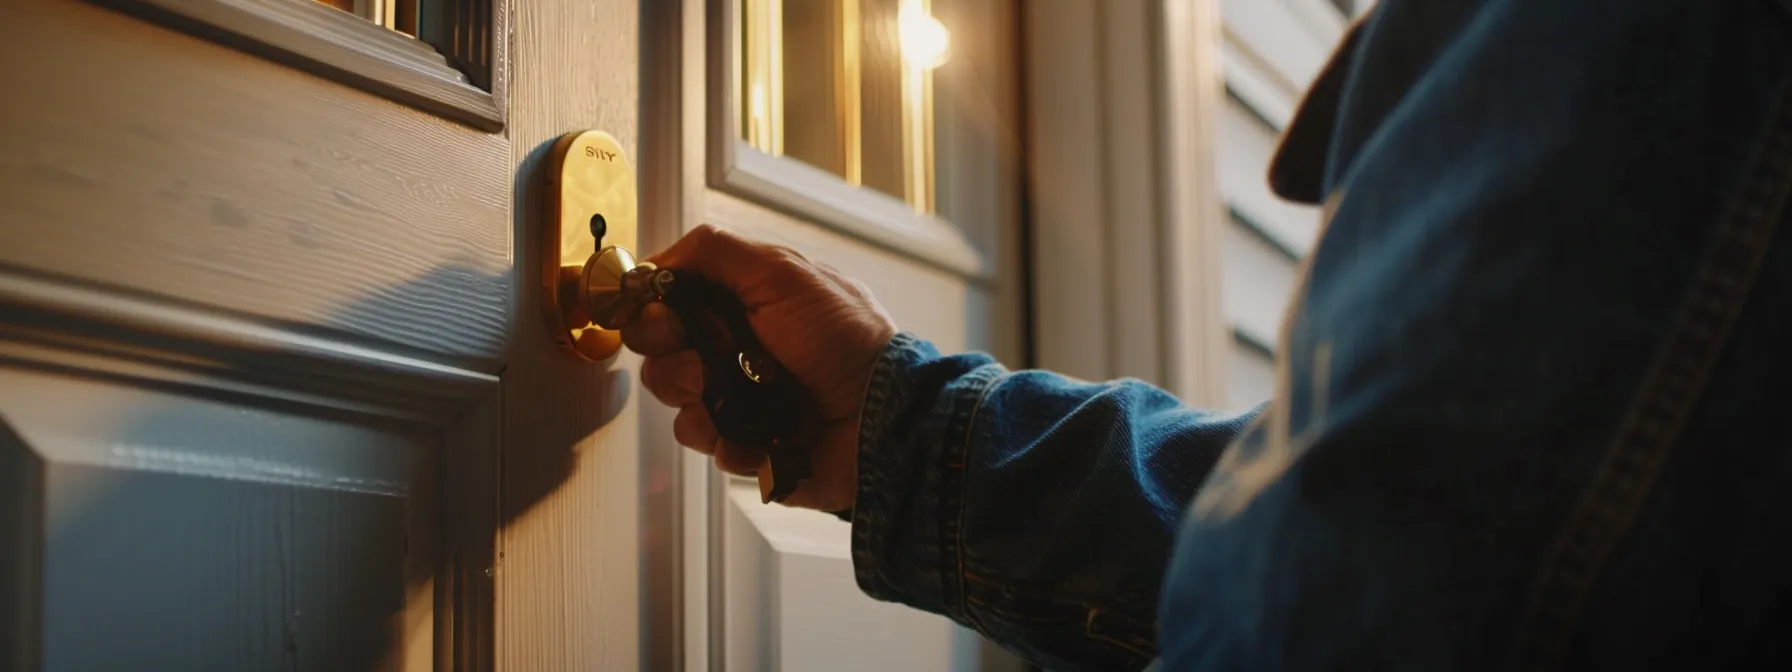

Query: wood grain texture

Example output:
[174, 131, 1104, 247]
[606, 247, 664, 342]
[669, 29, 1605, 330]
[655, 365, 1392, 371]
[0, 0, 512, 371]
[496, 0, 644, 667]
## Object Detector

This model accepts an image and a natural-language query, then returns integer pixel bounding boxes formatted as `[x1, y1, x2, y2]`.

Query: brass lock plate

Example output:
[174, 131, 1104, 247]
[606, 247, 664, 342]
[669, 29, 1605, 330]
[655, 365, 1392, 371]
[540, 130, 637, 362]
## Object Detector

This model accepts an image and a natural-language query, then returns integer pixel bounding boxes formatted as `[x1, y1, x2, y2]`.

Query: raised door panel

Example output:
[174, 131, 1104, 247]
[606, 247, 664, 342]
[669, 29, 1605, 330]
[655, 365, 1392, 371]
[722, 485, 962, 672]
[0, 321, 495, 670]
[0, 0, 512, 370]
[1, 371, 420, 670]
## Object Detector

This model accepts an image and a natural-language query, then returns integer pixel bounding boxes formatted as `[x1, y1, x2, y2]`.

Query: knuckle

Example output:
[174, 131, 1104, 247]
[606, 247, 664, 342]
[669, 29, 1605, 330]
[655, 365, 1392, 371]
[765, 247, 820, 285]
[688, 223, 720, 241]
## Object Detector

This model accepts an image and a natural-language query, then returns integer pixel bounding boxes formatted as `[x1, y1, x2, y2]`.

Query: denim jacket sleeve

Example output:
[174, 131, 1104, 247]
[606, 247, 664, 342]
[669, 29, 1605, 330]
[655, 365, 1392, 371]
[847, 332, 1260, 670]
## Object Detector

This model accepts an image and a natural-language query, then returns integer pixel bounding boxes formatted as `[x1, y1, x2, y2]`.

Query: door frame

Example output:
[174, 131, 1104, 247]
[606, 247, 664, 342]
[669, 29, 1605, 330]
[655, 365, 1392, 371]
[1020, 0, 1230, 404]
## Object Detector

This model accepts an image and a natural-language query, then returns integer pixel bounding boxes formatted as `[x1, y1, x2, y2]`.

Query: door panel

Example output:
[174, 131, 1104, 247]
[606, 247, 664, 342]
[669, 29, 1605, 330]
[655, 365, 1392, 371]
[0, 332, 463, 670]
[722, 485, 962, 671]
[0, 0, 512, 369]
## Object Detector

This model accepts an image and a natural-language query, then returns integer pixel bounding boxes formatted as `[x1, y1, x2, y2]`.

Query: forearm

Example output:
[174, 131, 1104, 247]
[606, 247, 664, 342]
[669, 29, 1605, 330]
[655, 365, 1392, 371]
[848, 333, 1259, 670]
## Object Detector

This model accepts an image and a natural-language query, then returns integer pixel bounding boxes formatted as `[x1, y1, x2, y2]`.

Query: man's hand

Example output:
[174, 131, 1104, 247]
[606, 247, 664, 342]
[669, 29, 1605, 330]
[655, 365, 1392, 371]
[622, 225, 898, 512]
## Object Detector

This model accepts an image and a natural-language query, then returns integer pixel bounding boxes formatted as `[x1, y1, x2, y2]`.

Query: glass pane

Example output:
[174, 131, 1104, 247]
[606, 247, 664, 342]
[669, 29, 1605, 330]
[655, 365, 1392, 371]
[308, 0, 420, 37]
[857, 0, 906, 202]
[737, 0, 945, 213]
[783, 0, 852, 178]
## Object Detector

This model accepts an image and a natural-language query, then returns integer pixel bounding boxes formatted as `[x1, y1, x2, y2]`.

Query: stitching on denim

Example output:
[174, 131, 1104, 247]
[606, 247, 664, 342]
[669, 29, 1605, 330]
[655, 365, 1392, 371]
[1507, 81, 1792, 669]
[851, 334, 916, 602]
[964, 594, 1081, 625]
[945, 367, 1006, 635]
[1086, 608, 1159, 660]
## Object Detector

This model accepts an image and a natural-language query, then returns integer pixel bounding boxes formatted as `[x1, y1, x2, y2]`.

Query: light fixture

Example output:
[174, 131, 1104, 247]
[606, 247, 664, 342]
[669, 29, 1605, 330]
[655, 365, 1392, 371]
[897, 0, 949, 71]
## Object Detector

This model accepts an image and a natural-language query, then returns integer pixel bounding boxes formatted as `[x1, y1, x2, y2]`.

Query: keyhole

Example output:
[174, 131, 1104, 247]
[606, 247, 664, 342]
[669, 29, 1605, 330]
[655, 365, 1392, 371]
[590, 214, 608, 244]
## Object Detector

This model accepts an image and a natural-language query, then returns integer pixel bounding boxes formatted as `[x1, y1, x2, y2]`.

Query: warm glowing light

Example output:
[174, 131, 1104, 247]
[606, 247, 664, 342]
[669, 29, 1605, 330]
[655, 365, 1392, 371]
[898, 1, 949, 70]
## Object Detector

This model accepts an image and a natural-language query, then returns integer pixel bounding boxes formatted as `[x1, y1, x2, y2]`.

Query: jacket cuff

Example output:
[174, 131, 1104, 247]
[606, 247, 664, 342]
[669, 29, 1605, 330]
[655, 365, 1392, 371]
[850, 332, 1004, 618]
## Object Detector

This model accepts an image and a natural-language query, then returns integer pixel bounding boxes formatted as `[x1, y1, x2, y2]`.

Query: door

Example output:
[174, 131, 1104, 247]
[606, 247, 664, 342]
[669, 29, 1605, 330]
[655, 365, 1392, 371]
[654, 0, 1029, 669]
[0, 0, 650, 668]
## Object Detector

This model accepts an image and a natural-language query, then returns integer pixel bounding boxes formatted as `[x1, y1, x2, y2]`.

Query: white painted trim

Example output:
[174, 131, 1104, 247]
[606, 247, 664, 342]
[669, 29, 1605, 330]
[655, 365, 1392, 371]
[1024, 0, 1230, 406]
[644, 0, 718, 668]
[640, 0, 707, 667]
[1158, 0, 1233, 407]
[704, 0, 987, 280]
[721, 142, 986, 276]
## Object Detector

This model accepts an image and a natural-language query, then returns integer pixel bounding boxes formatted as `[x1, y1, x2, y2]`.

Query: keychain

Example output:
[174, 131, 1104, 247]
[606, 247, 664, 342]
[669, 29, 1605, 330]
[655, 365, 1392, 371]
[597, 259, 815, 504]
[640, 268, 813, 504]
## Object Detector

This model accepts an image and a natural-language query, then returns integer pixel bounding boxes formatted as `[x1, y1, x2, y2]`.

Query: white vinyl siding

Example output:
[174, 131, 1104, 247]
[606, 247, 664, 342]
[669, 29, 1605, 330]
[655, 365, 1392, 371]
[1216, 0, 1359, 409]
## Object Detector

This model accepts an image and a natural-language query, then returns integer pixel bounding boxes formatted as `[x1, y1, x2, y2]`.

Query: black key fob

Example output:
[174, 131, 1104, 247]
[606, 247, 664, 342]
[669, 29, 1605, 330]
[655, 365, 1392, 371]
[653, 269, 812, 503]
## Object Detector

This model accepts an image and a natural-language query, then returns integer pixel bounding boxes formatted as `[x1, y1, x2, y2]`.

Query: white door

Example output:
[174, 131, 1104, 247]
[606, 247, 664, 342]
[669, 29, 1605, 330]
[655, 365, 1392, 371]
[652, 0, 1029, 669]
[0, 0, 654, 667]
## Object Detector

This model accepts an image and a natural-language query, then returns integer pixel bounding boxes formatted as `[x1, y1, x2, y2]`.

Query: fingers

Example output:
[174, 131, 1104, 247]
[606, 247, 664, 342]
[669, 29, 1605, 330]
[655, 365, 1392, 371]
[672, 404, 720, 453]
[714, 440, 767, 477]
[671, 403, 766, 477]
[646, 225, 811, 302]
[621, 302, 686, 357]
[640, 349, 703, 407]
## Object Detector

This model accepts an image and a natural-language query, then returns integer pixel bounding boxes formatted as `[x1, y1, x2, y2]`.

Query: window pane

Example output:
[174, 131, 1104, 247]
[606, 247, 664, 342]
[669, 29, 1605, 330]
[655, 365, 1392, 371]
[783, 0, 853, 179]
[737, 0, 942, 213]
[308, 0, 421, 38]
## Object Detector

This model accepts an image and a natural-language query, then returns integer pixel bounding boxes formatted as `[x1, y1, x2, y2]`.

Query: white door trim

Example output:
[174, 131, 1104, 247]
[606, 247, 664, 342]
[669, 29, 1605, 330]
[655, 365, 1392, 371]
[1023, 0, 1229, 405]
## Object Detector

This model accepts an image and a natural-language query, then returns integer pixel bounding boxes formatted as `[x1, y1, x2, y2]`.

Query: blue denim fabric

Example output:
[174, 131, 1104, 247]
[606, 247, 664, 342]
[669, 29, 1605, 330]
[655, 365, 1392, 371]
[850, 0, 1792, 670]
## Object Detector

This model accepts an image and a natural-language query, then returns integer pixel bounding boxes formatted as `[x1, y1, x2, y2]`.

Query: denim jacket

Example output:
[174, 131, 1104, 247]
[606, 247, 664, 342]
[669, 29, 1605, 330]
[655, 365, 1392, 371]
[847, 1, 1792, 670]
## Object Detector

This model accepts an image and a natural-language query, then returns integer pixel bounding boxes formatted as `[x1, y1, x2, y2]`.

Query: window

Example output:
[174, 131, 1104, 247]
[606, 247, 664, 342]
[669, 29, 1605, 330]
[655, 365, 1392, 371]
[737, 0, 945, 214]
[108, 0, 504, 129]
[312, 0, 418, 35]
[712, 0, 982, 276]
[302, 0, 496, 92]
